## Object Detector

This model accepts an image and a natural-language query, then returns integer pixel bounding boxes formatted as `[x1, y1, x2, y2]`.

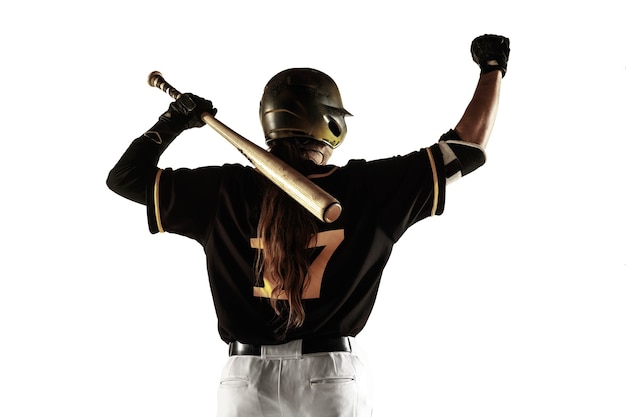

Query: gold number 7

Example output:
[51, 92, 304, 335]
[250, 229, 345, 299]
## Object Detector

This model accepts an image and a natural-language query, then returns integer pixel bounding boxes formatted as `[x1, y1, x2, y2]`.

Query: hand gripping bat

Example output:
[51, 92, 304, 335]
[147, 71, 342, 223]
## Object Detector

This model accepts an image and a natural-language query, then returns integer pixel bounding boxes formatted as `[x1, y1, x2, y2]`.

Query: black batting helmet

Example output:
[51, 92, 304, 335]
[259, 68, 351, 149]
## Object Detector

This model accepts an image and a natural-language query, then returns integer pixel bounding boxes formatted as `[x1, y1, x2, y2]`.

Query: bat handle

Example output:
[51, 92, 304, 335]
[148, 71, 182, 100]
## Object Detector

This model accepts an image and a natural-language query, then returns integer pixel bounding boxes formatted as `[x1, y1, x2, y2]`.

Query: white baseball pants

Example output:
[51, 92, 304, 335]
[217, 338, 373, 417]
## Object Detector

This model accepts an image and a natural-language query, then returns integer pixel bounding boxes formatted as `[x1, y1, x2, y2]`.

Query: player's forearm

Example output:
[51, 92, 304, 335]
[107, 93, 218, 204]
[454, 70, 502, 149]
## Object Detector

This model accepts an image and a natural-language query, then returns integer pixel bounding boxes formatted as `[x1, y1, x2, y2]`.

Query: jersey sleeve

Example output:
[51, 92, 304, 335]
[147, 166, 224, 243]
[357, 143, 447, 242]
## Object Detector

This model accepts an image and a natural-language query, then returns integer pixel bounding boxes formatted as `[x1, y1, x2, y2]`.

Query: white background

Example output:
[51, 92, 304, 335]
[1, 1, 625, 416]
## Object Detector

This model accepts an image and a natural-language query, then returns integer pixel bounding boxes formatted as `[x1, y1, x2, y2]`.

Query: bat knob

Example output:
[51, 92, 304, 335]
[147, 71, 162, 87]
[323, 202, 342, 223]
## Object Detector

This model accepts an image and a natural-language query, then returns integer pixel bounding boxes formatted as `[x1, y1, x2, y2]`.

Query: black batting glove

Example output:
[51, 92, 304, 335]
[141, 93, 218, 149]
[471, 34, 510, 77]
[159, 93, 218, 131]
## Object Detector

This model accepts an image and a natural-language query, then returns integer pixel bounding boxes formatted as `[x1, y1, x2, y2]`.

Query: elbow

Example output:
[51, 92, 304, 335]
[106, 169, 119, 193]
[106, 165, 150, 205]
[439, 130, 487, 178]
[106, 166, 127, 196]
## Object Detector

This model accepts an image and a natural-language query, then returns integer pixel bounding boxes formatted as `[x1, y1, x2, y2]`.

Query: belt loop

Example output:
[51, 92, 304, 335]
[261, 339, 303, 360]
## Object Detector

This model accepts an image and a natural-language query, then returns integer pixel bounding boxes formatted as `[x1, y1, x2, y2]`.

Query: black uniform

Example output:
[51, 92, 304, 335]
[108, 137, 446, 345]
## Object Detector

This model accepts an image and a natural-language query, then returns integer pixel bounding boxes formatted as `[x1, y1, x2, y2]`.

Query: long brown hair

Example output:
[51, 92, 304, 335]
[255, 139, 319, 338]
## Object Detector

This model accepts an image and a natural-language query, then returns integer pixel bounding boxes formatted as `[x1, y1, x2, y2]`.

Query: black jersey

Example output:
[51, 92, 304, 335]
[145, 145, 446, 345]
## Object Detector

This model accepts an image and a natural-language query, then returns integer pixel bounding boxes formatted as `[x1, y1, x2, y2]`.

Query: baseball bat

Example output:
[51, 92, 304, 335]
[147, 71, 342, 223]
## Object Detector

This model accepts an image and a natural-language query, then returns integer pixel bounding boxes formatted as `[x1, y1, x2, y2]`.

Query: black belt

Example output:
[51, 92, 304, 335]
[229, 337, 352, 356]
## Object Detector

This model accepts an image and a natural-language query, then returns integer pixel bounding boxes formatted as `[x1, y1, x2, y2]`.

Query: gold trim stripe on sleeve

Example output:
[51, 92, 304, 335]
[154, 169, 164, 233]
[426, 147, 439, 216]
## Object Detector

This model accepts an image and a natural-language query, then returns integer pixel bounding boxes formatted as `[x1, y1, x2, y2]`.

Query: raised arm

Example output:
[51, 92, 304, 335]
[454, 34, 509, 148]
[438, 34, 509, 182]
[106, 94, 217, 204]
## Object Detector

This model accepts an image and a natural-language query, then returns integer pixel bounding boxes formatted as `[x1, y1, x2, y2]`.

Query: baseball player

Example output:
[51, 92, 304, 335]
[107, 34, 510, 417]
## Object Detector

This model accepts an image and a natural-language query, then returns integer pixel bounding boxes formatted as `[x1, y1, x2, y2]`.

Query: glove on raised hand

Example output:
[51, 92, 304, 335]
[159, 93, 218, 131]
[471, 34, 510, 77]
[142, 93, 218, 147]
